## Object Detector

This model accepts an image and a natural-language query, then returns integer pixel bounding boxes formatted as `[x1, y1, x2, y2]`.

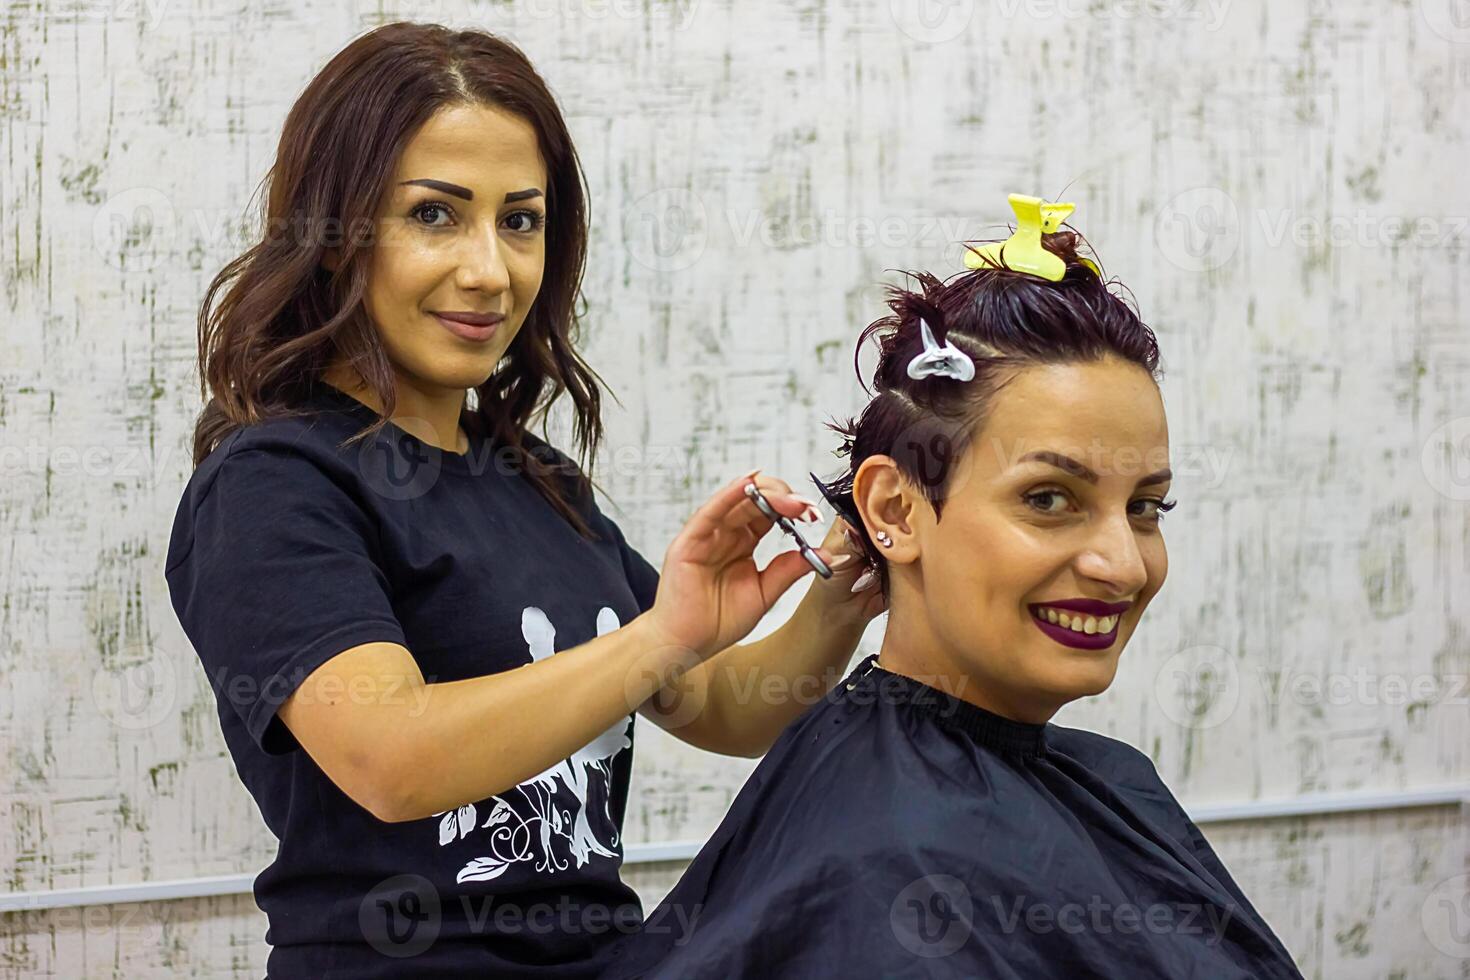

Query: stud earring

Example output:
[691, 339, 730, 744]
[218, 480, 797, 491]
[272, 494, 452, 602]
[875, 531, 893, 547]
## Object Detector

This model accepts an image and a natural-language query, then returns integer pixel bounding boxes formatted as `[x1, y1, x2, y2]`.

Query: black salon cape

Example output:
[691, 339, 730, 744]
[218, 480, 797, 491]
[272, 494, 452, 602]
[602, 654, 1304, 980]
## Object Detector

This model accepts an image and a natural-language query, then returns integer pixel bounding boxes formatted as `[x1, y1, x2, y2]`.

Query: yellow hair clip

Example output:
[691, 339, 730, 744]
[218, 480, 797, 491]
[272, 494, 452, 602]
[964, 193, 1100, 281]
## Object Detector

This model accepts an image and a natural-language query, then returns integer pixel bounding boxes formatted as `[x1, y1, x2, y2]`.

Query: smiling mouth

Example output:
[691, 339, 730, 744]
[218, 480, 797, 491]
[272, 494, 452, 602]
[1031, 606, 1120, 635]
[1027, 603, 1124, 650]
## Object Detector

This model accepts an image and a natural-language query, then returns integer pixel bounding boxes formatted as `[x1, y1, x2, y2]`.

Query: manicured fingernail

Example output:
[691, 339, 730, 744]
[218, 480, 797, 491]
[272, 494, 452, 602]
[828, 553, 856, 569]
[740, 467, 762, 481]
[850, 569, 878, 592]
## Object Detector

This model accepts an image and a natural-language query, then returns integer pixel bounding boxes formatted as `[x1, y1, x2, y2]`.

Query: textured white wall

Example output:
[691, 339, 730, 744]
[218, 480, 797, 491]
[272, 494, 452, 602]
[2, 0, 1467, 976]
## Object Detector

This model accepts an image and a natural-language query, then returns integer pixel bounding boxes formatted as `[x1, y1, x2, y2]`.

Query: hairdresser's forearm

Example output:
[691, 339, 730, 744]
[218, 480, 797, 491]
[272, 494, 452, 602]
[693, 592, 867, 758]
[387, 613, 679, 822]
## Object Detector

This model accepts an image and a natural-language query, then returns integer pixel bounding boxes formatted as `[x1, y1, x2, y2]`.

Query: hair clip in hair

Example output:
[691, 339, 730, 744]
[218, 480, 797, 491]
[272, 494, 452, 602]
[906, 318, 975, 383]
[964, 193, 1100, 281]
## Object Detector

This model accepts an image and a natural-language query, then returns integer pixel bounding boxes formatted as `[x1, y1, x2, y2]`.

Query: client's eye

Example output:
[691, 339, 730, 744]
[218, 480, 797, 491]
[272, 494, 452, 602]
[1023, 489, 1071, 515]
[1131, 497, 1178, 523]
[1023, 489, 1178, 525]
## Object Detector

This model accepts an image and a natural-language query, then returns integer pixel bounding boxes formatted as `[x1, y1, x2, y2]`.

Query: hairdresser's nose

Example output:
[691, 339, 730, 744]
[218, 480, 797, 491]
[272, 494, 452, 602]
[454, 220, 512, 296]
[1074, 511, 1149, 598]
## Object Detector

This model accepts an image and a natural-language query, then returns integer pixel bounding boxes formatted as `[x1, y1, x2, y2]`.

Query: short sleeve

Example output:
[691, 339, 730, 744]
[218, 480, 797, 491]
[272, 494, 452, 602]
[164, 446, 407, 755]
[602, 513, 660, 614]
[525, 431, 661, 615]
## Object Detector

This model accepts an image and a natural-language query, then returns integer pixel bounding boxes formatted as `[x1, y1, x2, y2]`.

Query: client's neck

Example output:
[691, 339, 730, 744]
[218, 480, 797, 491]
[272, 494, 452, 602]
[876, 635, 1061, 725]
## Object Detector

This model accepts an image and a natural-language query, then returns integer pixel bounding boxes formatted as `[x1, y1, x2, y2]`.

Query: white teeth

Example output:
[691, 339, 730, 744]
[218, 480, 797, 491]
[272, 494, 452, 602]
[1036, 608, 1119, 634]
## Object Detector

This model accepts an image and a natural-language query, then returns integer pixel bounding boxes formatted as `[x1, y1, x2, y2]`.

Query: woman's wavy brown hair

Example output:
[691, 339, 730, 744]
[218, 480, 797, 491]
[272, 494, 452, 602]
[811, 230, 1163, 596]
[192, 21, 606, 537]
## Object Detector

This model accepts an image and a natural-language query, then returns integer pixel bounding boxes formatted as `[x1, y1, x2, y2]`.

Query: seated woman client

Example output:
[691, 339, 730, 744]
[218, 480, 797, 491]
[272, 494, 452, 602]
[600, 198, 1305, 979]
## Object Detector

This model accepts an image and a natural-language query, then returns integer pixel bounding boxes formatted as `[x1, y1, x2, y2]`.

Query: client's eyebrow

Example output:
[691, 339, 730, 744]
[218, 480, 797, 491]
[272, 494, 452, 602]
[1019, 450, 1172, 487]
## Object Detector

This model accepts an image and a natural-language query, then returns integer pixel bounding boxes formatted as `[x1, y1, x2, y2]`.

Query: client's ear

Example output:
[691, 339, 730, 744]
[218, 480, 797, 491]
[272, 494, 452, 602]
[852, 455, 919, 566]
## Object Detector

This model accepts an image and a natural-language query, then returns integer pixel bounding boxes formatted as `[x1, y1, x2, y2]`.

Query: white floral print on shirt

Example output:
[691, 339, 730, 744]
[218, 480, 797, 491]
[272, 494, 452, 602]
[432, 605, 633, 881]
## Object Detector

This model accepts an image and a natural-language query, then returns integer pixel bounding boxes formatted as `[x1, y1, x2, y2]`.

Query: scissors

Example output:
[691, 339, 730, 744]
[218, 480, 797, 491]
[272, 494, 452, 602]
[743, 481, 833, 579]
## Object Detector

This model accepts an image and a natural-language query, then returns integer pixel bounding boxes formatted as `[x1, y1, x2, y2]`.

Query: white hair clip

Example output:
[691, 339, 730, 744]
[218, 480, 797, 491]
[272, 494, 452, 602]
[905, 318, 975, 383]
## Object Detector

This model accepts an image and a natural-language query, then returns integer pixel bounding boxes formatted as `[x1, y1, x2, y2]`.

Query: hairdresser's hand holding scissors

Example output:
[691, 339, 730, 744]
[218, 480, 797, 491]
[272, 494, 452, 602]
[805, 515, 888, 624]
[640, 470, 828, 660]
[636, 470, 886, 755]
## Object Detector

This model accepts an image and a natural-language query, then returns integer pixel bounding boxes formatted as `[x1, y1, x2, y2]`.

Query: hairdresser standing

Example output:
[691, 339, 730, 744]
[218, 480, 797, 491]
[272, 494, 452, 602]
[163, 22, 885, 979]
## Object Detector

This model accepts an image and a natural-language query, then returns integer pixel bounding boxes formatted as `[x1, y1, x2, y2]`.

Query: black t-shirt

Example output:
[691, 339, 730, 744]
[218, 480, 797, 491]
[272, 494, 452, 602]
[164, 384, 662, 978]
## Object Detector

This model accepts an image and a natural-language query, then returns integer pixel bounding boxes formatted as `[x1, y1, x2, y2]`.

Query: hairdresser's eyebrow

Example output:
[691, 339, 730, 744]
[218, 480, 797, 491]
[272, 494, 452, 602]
[400, 181, 544, 206]
[1019, 450, 1171, 487]
[401, 178, 473, 201]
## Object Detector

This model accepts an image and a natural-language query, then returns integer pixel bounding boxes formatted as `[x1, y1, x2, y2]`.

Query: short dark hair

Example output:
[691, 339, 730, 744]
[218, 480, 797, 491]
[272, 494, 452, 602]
[812, 230, 1163, 594]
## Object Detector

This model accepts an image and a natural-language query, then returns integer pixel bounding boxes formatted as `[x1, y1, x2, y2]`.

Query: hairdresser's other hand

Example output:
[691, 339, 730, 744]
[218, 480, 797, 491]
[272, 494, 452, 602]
[643, 470, 837, 662]
[802, 516, 888, 628]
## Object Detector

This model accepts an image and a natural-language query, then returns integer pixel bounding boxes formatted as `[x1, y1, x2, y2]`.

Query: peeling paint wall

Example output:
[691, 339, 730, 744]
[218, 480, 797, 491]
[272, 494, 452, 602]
[2, 1, 1467, 976]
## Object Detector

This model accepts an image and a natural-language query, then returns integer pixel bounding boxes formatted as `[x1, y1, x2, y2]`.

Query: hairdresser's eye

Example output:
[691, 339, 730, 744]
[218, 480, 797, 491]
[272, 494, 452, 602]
[503, 209, 547, 235]
[411, 201, 454, 228]
[1023, 489, 1071, 516]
